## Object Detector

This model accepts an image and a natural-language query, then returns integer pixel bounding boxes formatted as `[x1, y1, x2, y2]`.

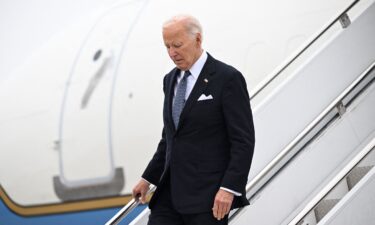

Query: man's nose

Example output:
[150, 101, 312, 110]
[168, 47, 177, 58]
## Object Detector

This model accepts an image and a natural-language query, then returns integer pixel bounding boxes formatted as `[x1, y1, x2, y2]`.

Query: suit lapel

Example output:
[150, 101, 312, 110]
[177, 54, 216, 130]
[166, 68, 180, 133]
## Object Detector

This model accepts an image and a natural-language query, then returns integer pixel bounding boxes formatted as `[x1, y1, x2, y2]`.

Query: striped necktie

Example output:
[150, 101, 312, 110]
[172, 71, 191, 128]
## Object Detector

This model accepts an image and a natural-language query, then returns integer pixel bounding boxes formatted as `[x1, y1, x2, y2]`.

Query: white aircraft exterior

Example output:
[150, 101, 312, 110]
[1, 0, 367, 224]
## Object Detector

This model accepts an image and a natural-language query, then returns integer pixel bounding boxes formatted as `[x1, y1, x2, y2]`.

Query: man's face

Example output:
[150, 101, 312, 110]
[162, 22, 201, 71]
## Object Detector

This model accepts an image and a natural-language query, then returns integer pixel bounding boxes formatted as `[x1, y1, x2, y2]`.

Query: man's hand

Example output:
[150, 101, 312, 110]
[132, 179, 150, 204]
[212, 189, 234, 220]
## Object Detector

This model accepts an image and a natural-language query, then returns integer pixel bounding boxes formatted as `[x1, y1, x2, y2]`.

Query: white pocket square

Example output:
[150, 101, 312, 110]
[197, 94, 213, 101]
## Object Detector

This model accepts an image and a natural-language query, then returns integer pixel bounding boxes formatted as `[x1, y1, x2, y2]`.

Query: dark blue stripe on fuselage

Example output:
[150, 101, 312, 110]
[0, 198, 147, 225]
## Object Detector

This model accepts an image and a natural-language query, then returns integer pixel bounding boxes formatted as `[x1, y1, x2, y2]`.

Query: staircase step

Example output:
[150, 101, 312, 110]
[314, 199, 340, 222]
[296, 210, 317, 225]
[346, 165, 374, 189]
[296, 220, 305, 225]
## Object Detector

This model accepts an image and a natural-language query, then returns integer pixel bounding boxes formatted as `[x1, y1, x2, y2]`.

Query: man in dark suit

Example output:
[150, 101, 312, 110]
[132, 14, 255, 225]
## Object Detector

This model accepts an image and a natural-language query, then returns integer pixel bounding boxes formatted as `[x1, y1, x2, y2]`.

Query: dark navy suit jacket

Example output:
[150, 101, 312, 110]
[142, 53, 255, 214]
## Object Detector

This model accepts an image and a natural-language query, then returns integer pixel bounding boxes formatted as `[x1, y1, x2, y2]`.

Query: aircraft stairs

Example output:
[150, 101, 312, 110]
[105, 0, 375, 224]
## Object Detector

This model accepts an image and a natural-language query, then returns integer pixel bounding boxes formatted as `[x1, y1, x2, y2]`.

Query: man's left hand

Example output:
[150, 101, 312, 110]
[212, 189, 234, 220]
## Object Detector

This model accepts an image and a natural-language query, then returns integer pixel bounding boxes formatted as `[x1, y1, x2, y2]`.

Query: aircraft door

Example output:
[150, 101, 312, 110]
[54, 0, 148, 200]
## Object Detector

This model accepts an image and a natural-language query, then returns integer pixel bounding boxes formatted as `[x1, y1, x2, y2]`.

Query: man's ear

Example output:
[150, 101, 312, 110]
[196, 33, 202, 46]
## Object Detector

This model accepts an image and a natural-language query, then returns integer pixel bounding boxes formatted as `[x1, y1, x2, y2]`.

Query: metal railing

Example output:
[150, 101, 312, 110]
[250, 0, 360, 100]
[229, 62, 375, 221]
[105, 0, 363, 224]
[288, 138, 375, 225]
[105, 186, 156, 225]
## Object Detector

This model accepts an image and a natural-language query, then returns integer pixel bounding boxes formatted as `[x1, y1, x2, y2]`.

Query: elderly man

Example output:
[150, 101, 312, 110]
[132, 15, 255, 225]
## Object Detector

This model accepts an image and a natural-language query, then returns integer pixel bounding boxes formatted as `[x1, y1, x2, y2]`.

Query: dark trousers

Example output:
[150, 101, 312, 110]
[148, 175, 228, 225]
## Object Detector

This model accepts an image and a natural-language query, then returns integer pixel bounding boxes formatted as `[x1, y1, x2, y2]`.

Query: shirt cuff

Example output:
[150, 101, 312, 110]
[141, 177, 152, 185]
[220, 187, 242, 196]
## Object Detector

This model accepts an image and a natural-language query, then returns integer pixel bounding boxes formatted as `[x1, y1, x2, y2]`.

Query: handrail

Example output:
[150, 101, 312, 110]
[105, 199, 138, 225]
[105, 186, 156, 225]
[250, 0, 360, 100]
[229, 62, 375, 222]
[288, 138, 375, 225]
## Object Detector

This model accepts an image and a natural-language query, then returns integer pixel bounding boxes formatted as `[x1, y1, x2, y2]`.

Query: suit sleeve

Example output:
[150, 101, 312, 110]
[141, 76, 168, 186]
[141, 128, 166, 186]
[221, 70, 255, 193]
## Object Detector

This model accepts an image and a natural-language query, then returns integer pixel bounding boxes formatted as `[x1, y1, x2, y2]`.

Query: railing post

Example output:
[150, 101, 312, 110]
[339, 13, 351, 28]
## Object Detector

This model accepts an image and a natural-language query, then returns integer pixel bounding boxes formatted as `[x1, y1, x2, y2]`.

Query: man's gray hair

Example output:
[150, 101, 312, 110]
[163, 14, 203, 39]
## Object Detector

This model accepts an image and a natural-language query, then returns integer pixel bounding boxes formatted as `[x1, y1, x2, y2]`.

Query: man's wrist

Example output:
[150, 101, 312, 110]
[141, 177, 152, 185]
[220, 187, 241, 196]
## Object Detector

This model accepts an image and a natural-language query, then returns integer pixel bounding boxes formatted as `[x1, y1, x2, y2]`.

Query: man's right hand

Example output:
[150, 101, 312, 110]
[132, 179, 150, 204]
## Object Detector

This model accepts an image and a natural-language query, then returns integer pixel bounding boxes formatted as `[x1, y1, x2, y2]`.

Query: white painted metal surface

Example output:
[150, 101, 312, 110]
[249, 0, 375, 183]
[231, 77, 375, 225]
[57, 0, 148, 188]
[319, 167, 375, 225]
[288, 138, 375, 225]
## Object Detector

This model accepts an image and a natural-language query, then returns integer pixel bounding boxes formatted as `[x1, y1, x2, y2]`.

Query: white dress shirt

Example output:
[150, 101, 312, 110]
[173, 51, 208, 100]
